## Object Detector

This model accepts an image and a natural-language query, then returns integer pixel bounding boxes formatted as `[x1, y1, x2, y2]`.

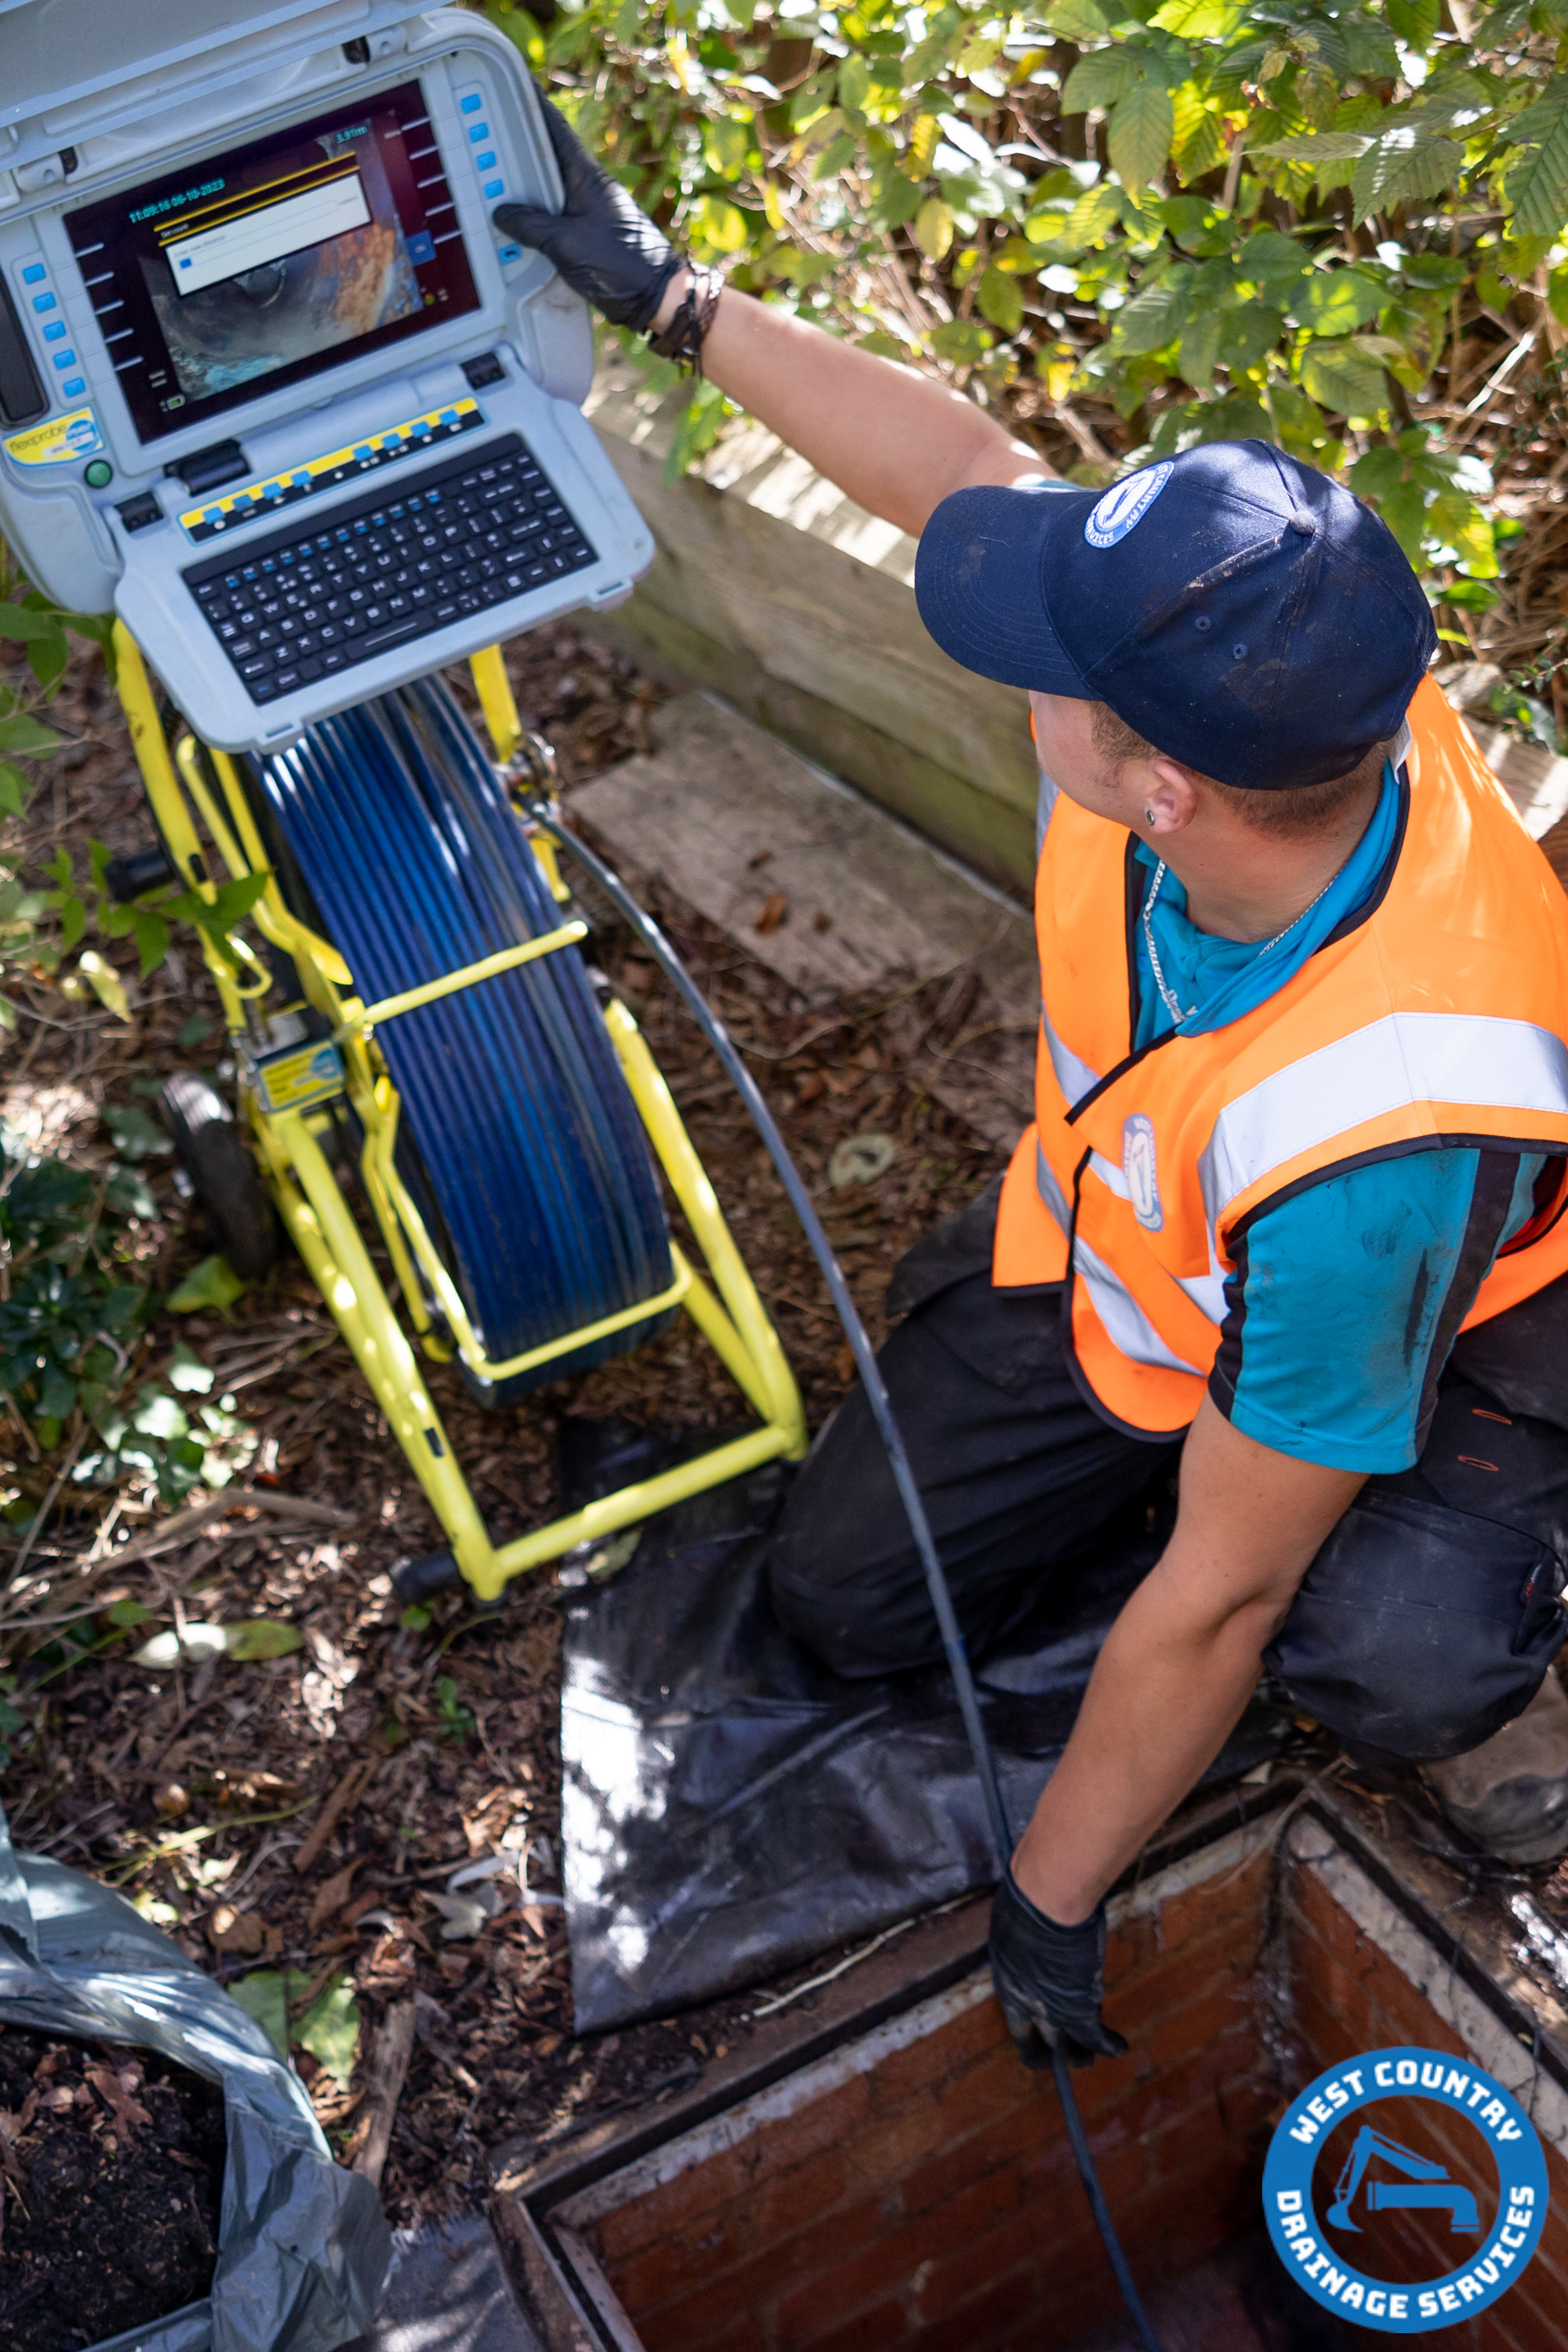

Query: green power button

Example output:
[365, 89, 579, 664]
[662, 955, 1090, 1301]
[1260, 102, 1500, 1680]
[84, 459, 113, 488]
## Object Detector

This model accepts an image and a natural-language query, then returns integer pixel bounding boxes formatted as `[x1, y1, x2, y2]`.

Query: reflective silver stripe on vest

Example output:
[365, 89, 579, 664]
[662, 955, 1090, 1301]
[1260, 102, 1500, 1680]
[1199, 1011, 1568, 1229]
[1176, 1267, 1229, 1322]
[1036, 768, 1061, 859]
[1036, 1144, 1205, 1377]
[1042, 1010, 1100, 1107]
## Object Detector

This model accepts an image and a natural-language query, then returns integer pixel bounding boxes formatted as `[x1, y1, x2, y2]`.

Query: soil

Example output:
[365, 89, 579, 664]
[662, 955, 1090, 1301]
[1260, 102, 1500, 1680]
[10, 611, 1565, 2241]
[0, 620, 1004, 2224]
[0, 2024, 226, 2352]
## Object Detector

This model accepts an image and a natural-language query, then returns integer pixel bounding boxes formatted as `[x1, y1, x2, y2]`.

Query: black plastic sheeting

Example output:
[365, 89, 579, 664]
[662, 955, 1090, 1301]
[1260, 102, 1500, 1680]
[561, 1464, 1294, 2033]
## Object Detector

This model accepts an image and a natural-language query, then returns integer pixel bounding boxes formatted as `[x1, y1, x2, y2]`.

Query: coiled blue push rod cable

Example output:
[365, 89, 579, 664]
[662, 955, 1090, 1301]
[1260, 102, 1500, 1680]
[532, 804, 1167, 2352]
[251, 681, 673, 1398]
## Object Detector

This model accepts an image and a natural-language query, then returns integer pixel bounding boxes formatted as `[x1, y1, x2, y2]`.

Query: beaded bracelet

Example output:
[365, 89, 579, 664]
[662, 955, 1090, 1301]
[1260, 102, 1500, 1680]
[647, 266, 724, 376]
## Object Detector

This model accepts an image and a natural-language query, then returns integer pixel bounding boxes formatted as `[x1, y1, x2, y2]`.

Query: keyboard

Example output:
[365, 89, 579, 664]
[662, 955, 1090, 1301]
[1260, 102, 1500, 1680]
[183, 433, 597, 706]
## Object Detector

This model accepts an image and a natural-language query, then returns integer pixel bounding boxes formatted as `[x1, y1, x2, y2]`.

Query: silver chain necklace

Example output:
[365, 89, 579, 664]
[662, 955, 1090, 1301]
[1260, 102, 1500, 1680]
[1141, 858, 1344, 1032]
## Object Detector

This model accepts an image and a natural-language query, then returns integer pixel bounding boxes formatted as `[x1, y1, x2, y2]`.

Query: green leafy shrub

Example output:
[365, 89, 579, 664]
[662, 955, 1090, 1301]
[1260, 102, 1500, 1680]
[479, 0, 1568, 618]
[0, 554, 170, 1027]
[0, 1124, 252, 1521]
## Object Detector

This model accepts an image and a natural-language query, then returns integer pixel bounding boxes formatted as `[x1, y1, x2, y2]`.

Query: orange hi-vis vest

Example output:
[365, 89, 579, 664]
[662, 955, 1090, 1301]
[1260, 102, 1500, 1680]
[992, 674, 1568, 1438]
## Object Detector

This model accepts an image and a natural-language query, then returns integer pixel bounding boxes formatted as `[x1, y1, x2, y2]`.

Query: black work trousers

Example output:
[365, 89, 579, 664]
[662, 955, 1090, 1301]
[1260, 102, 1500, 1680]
[766, 1178, 1568, 1762]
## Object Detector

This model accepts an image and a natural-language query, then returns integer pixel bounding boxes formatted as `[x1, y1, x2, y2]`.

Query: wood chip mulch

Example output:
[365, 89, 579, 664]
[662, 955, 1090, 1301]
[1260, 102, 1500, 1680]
[0, 622, 1004, 2224]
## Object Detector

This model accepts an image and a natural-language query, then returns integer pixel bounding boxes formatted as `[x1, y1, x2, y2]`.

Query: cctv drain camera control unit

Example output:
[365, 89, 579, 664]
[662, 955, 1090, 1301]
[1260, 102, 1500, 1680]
[0, 0, 653, 749]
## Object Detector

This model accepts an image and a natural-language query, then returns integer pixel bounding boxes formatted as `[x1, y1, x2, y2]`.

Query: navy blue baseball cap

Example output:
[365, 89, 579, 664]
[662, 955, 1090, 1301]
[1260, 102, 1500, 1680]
[913, 439, 1437, 790]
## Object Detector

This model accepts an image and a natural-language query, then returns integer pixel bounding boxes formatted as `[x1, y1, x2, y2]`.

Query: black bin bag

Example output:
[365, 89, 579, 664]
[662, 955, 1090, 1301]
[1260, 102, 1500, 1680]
[561, 1466, 1292, 2032]
[0, 1800, 388, 2352]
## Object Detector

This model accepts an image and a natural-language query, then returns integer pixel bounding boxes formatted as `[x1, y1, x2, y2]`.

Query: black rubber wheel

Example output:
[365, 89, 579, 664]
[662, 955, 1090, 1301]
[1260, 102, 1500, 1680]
[162, 1071, 279, 1282]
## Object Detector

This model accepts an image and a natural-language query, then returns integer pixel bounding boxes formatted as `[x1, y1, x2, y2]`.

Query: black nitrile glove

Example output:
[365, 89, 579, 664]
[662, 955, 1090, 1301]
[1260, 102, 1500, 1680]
[494, 96, 684, 332]
[989, 1867, 1128, 2071]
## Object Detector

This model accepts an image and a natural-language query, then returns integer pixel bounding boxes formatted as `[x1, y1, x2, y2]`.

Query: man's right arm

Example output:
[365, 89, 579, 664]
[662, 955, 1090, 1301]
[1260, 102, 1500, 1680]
[651, 267, 1047, 535]
[495, 103, 1046, 540]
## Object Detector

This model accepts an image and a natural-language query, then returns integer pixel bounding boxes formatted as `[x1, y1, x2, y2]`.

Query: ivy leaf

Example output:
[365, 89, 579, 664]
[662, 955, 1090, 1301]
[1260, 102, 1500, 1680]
[1300, 337, 1391, 416]
[167, 1254, 248, 1314]
[294, 1976, 361, 2088]
[1109, 81, 1176, 191]
[102, 1103, 171, 1160]
[230, 1970, 290, 2060]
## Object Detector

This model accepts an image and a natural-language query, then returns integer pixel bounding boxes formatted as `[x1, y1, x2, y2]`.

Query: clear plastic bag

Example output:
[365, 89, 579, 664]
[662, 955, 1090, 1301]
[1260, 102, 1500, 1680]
[0, 1801, 388, 2352]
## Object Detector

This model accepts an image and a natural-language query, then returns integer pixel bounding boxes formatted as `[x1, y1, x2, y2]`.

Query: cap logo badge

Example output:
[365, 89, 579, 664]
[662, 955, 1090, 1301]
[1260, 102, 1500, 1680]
[1085, 463, 1172, 550]
[1122, 1113, 1163, 1231]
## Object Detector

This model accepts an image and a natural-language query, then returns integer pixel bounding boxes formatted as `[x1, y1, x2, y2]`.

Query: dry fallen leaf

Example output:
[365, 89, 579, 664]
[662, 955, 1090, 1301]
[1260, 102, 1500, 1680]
[208, 1904, 266, 1956]
[754, 891, 790, 935]
[85, 2065, 152, 2141]
[307, 1859, 361, 1934]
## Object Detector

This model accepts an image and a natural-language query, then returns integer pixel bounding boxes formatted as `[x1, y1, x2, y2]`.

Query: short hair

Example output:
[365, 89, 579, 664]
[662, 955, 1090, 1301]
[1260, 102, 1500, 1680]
[1087, 702, 1389, 841]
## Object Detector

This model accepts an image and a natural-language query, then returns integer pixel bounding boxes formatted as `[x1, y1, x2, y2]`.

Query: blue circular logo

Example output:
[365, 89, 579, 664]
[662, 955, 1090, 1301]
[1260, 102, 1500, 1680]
[1263, 2046, 1548, 2332]
[1083, 461, 1171, 548]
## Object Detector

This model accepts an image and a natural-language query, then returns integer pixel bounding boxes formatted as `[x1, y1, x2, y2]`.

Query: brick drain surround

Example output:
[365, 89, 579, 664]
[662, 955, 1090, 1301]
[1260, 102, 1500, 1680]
[493, 1788, 1568, 2352]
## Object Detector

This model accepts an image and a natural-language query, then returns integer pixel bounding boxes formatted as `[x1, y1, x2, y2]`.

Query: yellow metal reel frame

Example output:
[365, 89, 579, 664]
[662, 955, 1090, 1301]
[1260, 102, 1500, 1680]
[112, 622, 806, 1599]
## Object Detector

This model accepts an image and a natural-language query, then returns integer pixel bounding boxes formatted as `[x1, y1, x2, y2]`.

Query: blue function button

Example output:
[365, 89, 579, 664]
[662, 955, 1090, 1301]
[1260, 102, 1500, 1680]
[496, 242, 523, 267]
[52, 349, 76, 368]
[468, 122, 490, 141]
[459, 92, 483, 111]
[475, 151, 497, 169]
[61, 378, 85, 397]
[482, 180, 504, 199]
[32, 291, 56, 314]
[20, 262, 46, 285]
[42, 321, 66, 342]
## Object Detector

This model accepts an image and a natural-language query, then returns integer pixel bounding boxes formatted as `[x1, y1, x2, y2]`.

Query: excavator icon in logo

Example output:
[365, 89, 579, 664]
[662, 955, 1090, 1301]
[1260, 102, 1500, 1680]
[1326, 2125, 1481, 2239]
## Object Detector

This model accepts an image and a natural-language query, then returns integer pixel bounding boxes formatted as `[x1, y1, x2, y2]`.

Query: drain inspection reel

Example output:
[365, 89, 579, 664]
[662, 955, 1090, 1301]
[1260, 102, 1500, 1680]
[0, 10, 1174, 2335]
[0, 0, 805, 1599]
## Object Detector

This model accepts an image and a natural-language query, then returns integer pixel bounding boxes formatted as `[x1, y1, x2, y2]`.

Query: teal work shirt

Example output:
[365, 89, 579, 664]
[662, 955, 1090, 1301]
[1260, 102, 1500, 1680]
[1126, 766, 1548, 1470]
